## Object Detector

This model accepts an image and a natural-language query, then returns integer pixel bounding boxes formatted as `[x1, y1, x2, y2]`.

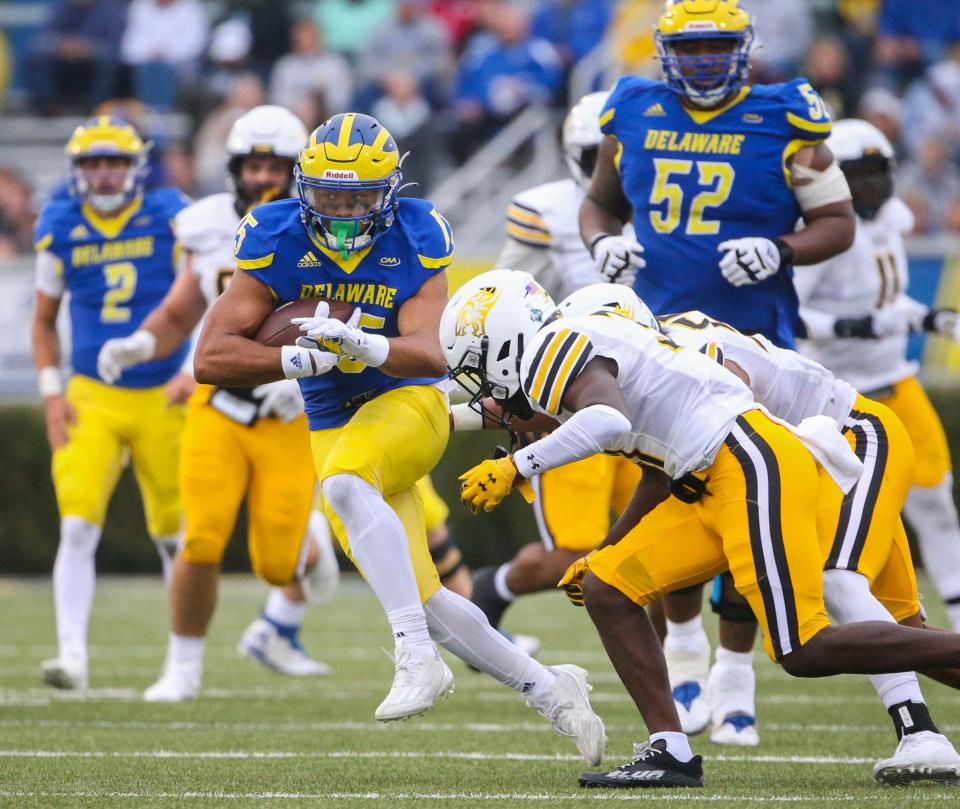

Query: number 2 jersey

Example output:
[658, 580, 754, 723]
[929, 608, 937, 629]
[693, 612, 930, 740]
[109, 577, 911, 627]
[519, 311, 757, 479]
[600, 76, 833, 348]
[234, 197, 454, 429]
[34, 187, 191, 387]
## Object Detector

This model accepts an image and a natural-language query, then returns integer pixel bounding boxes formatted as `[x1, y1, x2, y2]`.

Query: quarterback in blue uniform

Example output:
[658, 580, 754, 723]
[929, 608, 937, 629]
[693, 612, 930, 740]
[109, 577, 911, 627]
[30, 116, 192, 690]
[576, 0, 858, 772]
[192, 113, 606, 759]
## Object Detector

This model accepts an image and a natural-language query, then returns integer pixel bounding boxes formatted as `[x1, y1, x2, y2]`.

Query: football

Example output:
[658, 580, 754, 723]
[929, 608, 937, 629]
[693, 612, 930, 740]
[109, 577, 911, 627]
[254, 298, 356, 347]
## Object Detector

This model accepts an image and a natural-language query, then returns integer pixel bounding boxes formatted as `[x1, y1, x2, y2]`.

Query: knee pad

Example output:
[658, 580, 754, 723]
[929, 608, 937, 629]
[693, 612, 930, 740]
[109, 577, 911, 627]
[430, 534, 466, 584]
[253, 556, 297, 587]
[322, 473, 375, 522]
[181, 533, 225, 567]
[709, 573, 756, 623]
[60, 516, 101, 555]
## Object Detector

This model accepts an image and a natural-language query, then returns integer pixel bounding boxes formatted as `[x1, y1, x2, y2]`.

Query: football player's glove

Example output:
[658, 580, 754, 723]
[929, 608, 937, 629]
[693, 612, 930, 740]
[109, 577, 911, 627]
[252, 379, 304, 422]
[97, 330, 156, 383]
[589, 234, 646, 286]
[293, 303, 389, 367]
[558, 553, 594, 607]
[459, 455, 521, 514]
[924, 308, 960, 343]
[718, 237, 794, 287]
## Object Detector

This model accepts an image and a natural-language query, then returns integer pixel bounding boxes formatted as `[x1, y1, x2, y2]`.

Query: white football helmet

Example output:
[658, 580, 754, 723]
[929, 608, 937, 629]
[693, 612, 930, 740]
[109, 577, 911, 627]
[559, 283, 658, 330]
[440, 269, 557, 416]
[227, 105, 308, 206]
[827, 118, 895, 220]
[827, 118, 894, 163]
[562, 91, 609, 188]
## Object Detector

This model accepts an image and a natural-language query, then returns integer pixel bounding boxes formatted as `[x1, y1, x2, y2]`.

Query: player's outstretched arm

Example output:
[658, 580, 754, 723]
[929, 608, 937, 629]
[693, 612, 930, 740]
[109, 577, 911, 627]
[194, 269, 294, 386]
[383, 271, 449, 378]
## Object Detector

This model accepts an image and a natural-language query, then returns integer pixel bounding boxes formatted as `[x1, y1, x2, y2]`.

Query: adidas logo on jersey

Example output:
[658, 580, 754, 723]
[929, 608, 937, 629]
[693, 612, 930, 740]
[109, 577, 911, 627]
[643, 103, 667, 117]
[741, 112, 763, 123]
[69, 224, 90, 240]
[297, 251, 322, 268]
[379, 256, 400, 266]
[133, 216, 152, 226]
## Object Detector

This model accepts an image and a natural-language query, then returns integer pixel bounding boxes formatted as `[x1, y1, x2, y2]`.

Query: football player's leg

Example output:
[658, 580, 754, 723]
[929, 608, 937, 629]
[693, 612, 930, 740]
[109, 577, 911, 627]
[418, 476, 469, 599]
[885, 378, 960, 628]
[315, 386, 451, 721]
[660, 583, 712, 737]
[145, 404, 247, 702]
[45, 377, 126, 688]
[128, 388, 187, 585]
[241, 417, 327, 676]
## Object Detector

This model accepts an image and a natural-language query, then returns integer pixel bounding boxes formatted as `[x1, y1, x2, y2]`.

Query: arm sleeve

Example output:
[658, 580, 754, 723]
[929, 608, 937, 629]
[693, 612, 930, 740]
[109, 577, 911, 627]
[35, 250, 64, 298]
[513, 404, 631, 478]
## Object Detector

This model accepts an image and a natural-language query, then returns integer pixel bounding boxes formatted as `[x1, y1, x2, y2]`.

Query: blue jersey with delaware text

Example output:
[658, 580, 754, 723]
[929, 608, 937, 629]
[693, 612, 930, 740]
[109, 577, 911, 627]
[34, 187, 191, 387]
[235, 197, 454, 429]
[601, 76, 833, 348]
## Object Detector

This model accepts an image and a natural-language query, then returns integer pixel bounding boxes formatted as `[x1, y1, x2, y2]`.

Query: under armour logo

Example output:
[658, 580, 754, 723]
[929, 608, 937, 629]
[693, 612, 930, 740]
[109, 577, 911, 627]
[526, 453, 540, 470]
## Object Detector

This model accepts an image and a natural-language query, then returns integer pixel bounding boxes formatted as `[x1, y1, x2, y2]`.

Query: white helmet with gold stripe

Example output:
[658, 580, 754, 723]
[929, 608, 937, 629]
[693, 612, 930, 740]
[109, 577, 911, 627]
[558, 283, 658, 329]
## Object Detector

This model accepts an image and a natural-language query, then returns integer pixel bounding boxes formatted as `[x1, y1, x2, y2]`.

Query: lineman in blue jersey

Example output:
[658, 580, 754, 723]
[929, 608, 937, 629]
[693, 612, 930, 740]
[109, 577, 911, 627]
[580, 0, 856, 350]
[30, 116, 192, 690]
[193, 113, 606, 760]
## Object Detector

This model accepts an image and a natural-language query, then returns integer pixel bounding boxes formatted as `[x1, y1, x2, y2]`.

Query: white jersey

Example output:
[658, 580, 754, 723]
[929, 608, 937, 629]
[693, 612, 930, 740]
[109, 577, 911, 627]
[173, 192, 241, 307]
[660, 311, 858, 428]
[519, 312, 757, 478]
[499, 178, 635, 301]
[794, 198, 916, 393]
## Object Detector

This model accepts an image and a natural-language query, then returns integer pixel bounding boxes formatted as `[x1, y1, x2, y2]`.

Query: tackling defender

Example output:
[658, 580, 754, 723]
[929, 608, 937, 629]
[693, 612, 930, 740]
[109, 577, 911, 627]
[796, 118, 960, 632]
[97, 106, 336, 700]
[31, 117, 192, 689]
[191, 113, 606, 763]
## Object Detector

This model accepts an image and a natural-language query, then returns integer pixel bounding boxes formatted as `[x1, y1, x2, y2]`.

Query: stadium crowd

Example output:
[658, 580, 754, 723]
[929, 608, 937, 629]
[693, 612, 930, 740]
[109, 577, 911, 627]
[2, 0, 960, 263]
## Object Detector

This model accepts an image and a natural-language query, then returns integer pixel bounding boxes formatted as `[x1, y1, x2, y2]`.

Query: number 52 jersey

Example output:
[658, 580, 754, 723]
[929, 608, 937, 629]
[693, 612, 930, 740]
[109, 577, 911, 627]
[600, 76, 833, 348]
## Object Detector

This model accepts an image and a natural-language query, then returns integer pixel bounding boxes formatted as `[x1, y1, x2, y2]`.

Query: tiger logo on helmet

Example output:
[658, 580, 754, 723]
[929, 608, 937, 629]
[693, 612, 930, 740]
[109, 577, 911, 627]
[65, 116, 148, 213]
[296, 112, 402, 257]
[655, 0, 755, 108]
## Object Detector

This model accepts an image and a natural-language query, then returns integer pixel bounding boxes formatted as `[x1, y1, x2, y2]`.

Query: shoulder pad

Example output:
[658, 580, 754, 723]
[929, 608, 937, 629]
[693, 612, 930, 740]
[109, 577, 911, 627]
[880, 197, 914, 235]
[506, 186, 553, 249]
[399, 198, 455, 271]
[600, 76, 659, 133]
[233, 199, 297, 271]
[520, 322, 594, 416]
[33, 197, 76, 253]
[150, 186, 193, 218]
[780, 77, 832, 141]
[175, 193, 236, 252]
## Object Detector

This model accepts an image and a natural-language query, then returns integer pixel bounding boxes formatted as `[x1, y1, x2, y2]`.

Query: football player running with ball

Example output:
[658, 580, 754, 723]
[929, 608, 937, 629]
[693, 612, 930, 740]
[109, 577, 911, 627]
[31, 117, 192, 690]
[796, 118, 960, 633]
[191, 113, 606, 764]
[98, 106, 337, 700]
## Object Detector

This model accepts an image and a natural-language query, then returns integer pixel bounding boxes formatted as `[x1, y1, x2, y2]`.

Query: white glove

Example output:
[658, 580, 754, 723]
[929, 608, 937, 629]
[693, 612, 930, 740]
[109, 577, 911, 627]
[718, 237, 786, 286]
[280, 344, 338, 379]
[590, 234, 645, 286]
[871, 304, 913, 337]
[927, 308, 960, 342]
[97, 330, 157, 383]
[293, 303, 390, 367]
[252, 379, 304, 422]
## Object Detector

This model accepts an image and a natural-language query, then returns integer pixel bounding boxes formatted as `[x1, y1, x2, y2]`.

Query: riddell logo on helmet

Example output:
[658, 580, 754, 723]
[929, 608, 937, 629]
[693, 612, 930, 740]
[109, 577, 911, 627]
[322, 170, 359, 180]
[683, 21, 718, 31]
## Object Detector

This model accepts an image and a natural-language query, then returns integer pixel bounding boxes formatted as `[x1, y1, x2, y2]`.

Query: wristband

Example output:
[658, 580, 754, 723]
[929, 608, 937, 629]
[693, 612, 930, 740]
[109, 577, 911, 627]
[772, 238, 795, 267]
[38, 366, 63, 397]
[450, 402, 484, 431]
[361, 333, 390, 368]
[833, 316, 875, 339]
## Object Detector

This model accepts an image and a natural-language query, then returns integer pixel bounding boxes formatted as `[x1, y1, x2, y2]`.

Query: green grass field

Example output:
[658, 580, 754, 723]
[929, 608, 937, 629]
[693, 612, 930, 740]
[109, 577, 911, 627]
[2, 574, 960, 808]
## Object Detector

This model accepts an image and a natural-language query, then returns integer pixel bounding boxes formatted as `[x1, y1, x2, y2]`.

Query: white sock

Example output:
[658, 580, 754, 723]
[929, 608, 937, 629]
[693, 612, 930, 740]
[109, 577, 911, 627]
[322, 474, 433, 655]
[152, 534, 179, 587]
[948, 604, 960, 632]
[664, 615, 709, 656]
[52, 516, 101, 665]
[494, 563, 516, 602]
[264, 588, 306, 627]
[708, 647, 756, 720]
[649, 731, 693, 762]
[822, 569, 925, 708]
[423, 587, 556, 698]
[168, 633, 205, 668]
[904, 477, 960, 626]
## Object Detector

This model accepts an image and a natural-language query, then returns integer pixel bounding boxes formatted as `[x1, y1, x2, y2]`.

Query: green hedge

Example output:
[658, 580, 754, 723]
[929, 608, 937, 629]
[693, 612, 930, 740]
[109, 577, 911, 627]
[4, 389, 960, 575]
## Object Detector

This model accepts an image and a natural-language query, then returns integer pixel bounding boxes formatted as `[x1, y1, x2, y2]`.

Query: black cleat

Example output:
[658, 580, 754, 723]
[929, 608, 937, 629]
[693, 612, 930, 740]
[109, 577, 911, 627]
[469, 566, 510, 630]
[580, 743, 704, 789]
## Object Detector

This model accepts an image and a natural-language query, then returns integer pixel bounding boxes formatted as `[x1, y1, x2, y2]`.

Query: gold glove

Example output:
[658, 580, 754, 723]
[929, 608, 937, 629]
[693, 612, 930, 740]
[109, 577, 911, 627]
[557, 553, 594, 607]
[459, 455, 520, 513]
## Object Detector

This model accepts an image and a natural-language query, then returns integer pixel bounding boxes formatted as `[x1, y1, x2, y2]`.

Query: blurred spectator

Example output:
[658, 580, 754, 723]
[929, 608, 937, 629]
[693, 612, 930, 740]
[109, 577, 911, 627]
[450, 2, 562, 162]
[193, 73, 265, 194]
[897, 136, 960, 234]
[162, 141, 199, 197]
[901, 57, 960, 156]
[270, 19, 352, 115]
[205, 18, 254, 100]
[429, 0, 482, 52]
[289, 91, 328, 132]
[604, 0, 661, 80]
[26, 0, 126, 115]
[740, 0, 813, 82]
[804, 37, 858, 120]
[857, 87, 905, 157]
[313, 0, 396, 59]
[875, 0, 960, 86]
[226, 0, 295, 78]
[372, 70, 433, 188]
[121, 0, 210, 110]
[0, 168, 36, 257]
[359, 0, 452, 109]
[531, 0, 613, 69]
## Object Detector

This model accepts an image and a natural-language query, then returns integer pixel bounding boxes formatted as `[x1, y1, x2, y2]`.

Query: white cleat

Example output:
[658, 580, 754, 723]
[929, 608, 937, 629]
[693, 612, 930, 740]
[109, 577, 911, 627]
[710, 713, 760, 746]
[374, 645, 454, 722]
[40, 657, 88, 690]
[874, 731, 960, 786]
[528, 664, 606, 766]
[238, 618, 330, 677]
[143, 662, 202, 703]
